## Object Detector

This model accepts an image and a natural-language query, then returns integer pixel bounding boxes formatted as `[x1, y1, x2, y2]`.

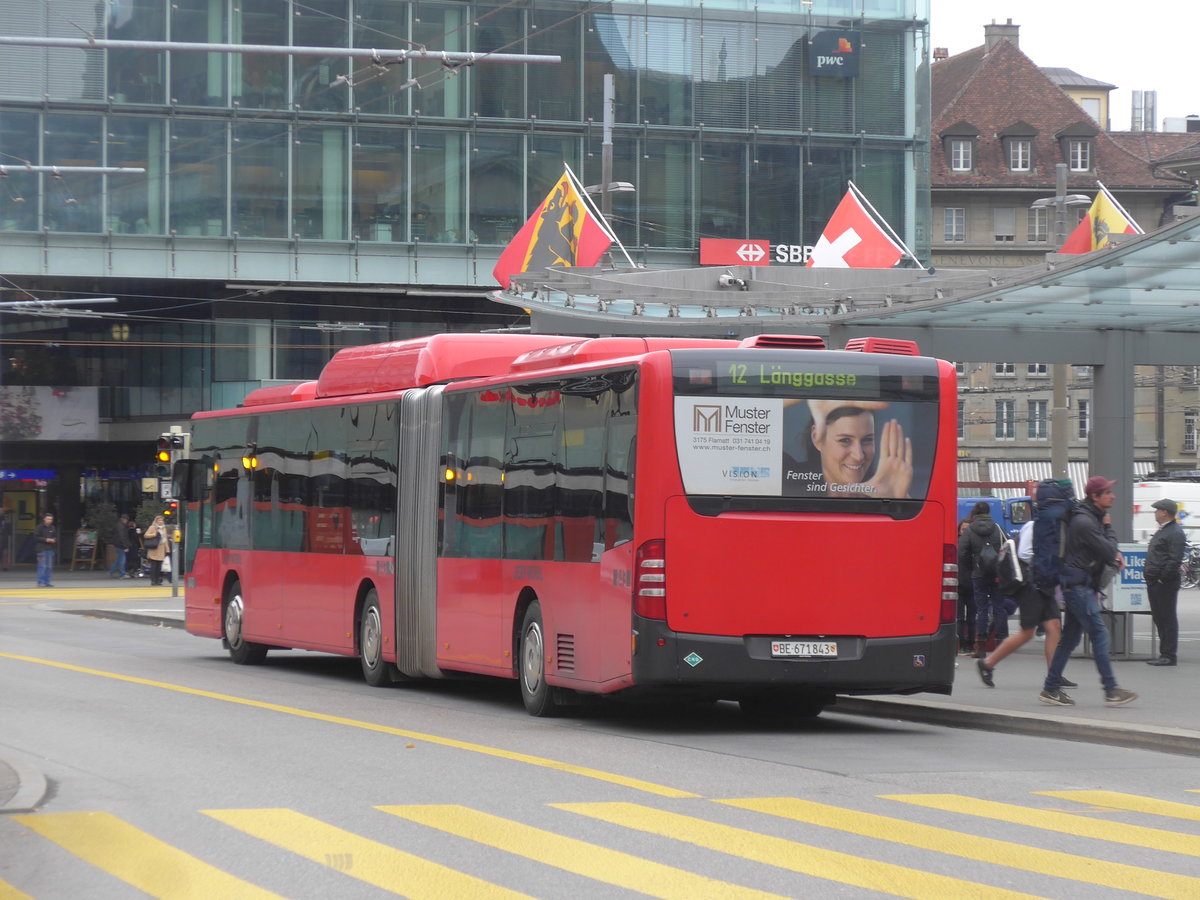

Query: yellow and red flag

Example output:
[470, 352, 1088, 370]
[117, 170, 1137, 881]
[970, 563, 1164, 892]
[1059, 186, 1142, 254]
[492, 169, 613, 290]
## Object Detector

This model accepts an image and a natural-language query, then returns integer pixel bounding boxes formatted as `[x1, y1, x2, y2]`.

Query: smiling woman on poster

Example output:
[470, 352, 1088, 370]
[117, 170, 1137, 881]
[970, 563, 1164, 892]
[787, 399, 913, 498]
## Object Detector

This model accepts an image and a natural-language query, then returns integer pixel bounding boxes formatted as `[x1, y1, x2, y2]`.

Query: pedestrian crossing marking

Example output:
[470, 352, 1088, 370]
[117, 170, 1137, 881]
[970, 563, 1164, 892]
[0, 876, 35, 900]
[379, 804, 790, 900]
[204, 808, 532, 899]
[719, 796, 1200, 900]
[557, 800, 1042, 899]
[12, 811, 283, 899]
[882, 794, 1200, 857]
[1036, 790, 1200, 822]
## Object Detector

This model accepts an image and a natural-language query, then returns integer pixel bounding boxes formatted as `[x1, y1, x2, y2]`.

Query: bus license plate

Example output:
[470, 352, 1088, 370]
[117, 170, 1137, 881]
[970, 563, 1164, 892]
[771, 640, 837, 658]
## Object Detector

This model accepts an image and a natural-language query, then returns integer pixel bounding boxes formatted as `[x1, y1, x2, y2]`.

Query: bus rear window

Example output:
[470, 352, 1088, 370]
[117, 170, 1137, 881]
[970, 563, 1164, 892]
[672, 351, 940, 501]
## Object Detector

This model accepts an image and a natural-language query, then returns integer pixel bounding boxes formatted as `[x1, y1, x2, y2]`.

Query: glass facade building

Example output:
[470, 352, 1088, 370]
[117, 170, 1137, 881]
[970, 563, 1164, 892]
[0, 0, 930, 528]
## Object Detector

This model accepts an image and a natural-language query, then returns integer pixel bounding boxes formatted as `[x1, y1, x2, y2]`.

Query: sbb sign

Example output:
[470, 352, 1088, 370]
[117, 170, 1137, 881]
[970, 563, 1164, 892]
[699, 238, 814, 266]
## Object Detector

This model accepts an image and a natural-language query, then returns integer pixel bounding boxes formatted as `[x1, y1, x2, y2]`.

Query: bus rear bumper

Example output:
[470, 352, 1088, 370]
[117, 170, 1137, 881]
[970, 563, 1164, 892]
[631, 618, 957, 697]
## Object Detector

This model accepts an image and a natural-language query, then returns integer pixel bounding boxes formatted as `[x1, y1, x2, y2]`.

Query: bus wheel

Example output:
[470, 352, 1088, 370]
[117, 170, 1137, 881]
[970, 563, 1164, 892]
[519, 602, 561, 717]
[224, 581, 267, 665]
[359, 590, 396, 687]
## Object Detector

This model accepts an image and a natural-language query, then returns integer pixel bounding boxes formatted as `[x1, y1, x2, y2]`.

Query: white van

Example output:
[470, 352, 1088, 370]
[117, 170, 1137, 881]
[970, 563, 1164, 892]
[1132, 481, 1200, 543]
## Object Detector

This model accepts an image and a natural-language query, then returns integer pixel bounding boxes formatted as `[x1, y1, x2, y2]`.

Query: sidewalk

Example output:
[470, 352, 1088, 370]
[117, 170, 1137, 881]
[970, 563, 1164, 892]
[3, 571, 1199, 810]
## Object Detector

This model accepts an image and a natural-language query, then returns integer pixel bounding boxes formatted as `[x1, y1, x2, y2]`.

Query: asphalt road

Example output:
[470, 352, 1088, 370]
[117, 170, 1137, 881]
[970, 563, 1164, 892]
[3, 582, 1200, 898]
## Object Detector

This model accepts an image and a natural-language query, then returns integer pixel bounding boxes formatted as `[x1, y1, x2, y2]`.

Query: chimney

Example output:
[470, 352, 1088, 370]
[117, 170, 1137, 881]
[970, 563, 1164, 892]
[984, 19, 1019, 51]
[933, 47, 949, 60]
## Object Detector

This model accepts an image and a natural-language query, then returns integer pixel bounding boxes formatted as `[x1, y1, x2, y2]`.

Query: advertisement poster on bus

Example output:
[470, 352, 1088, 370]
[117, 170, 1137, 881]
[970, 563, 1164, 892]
[673, 393, 937, 499]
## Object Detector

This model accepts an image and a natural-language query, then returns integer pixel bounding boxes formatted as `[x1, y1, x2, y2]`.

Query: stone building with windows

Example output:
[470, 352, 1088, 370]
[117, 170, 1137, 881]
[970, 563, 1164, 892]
[0, 0, 934, 536]
[930, 21, 1200, 490]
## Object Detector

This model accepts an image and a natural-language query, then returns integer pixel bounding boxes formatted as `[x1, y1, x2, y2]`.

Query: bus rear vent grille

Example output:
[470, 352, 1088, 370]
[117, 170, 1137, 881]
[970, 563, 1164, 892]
[739, 334, 827, 350]
[843, 337, 921, 356]
[556, 634, 576, 672]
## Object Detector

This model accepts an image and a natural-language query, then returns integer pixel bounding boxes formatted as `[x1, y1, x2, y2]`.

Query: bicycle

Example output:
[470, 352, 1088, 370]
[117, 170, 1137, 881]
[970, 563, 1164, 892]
[1180, 542, 1200, 589]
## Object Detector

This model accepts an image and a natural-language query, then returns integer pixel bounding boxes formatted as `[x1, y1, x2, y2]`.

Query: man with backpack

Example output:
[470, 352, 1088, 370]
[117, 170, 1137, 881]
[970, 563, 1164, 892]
[975, 503, 1073, 689]
[959, 501, 1008, 657]
[1040, 476, 1137, 707]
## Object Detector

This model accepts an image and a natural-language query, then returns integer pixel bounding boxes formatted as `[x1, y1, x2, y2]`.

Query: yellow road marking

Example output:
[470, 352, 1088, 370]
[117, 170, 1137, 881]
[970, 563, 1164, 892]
[557, 801, 1042, 900]
[1035, 790, 1200, 822]
[720, 796, 1200, 900]
[0, 877, 35, 900]
[205, 808, 531, 899]
[0, 588, 172, 599]
[884, 794, 1200, 857]
[0, 651, 696, 798]
[380, 804, 789, 900]
[12, 812, 282, 899]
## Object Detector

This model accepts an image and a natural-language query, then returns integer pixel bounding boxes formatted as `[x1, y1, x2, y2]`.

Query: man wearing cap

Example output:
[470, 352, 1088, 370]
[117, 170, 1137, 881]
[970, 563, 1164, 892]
[1144, 497, 1185, 666]
[1040, 476, 1138, 707]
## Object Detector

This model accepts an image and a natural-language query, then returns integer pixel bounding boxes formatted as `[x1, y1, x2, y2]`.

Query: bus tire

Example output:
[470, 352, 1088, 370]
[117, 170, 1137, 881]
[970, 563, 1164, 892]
[224, 580, 268, 665]
[519, 602, 561, 717]
[359, 589, 396, 687]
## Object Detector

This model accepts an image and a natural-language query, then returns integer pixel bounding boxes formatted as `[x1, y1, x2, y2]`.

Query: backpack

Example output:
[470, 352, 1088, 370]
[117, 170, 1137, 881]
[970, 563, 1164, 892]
[1030, 478, 1079, 593]
[974, 524, 1001, 578]
[996, 535, 1024, 596]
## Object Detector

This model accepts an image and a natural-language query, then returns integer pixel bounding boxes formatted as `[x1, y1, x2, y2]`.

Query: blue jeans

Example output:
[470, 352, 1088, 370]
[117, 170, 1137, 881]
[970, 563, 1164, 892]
[973, 576, 1009, 642]
[1045, 584, 1117, 692]
[36, 549, 55, 586]
[108, 547, 126, 577]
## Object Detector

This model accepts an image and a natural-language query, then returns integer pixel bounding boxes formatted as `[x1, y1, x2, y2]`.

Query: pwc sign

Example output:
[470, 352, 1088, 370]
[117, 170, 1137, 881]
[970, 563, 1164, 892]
[699, 238, 771, 266]
[809, 31, 860, 78]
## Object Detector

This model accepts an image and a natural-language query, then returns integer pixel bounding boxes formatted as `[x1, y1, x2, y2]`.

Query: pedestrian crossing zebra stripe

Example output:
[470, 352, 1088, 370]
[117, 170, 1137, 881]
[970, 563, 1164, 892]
[554, 800, 1039, 900]
[0, 875, 35, 900]
[12, 811, 284, 900]
[1036, 789, 1200, 822]
[719, 796, 1200, 899]
[882, 793, 1200, 857]
[379, 804, 791, 900]
[204, 808, 533, 900]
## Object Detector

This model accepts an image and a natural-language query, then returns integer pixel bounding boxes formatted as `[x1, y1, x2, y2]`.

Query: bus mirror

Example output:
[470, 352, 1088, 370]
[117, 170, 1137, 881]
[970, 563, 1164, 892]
[172, 458, 207, 502]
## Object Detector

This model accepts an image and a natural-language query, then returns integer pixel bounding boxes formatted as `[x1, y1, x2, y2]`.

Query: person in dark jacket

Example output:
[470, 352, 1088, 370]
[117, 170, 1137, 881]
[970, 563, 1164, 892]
[1040, 476, 1137, 707]
[956, 519, 976, 654]
[959, 501, 1007, 657]
[34, 512, 58, 587]
[108, 514, 132, 578]
[1144, 497, 1185, 666]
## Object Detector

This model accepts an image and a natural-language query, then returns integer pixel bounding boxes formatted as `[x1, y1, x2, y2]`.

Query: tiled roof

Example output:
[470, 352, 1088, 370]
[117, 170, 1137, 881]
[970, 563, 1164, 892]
[931, 39, 1193, 191]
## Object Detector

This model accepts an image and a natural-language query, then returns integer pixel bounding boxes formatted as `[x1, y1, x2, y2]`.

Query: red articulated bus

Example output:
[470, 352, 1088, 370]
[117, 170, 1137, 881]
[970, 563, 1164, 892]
[176, 332, 958, 718]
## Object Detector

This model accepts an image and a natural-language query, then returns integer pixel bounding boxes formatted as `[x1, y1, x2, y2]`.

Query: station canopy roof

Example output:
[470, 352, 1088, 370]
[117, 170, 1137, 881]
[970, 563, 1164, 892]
[492, 212, 1200, 348]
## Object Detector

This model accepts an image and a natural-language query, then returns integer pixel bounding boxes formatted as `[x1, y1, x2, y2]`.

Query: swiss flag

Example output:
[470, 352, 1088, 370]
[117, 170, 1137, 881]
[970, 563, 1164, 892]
[806, 188, 904, 268]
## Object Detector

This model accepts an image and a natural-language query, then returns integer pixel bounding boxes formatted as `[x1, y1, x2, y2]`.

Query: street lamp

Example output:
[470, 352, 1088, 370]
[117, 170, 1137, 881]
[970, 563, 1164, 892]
[1031, 163, 1090, 250]
[1030, 163, 1092, 481]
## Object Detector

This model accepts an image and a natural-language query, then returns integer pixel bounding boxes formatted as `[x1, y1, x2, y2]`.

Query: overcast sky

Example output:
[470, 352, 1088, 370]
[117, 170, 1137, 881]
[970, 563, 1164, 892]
[928, 1, 1196, 132]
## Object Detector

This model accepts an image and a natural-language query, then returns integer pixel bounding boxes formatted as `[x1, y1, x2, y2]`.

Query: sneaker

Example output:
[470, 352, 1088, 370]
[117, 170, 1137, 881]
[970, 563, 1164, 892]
[1104, 687, 1137, 706]
[1058, 678, 1078, 688]
[1038, 688, 1074, 706]
[976, 659, 995, 687]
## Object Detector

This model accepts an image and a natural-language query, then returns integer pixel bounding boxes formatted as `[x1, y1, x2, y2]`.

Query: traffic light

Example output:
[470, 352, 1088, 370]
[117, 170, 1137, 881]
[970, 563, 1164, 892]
[155, 433, 186, 477]
[163, 499, 179, 519]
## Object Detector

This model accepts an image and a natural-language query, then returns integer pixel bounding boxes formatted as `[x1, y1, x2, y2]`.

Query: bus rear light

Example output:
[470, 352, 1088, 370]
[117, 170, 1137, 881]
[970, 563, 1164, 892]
[634, 539, 667, 620]
[941, 544, 958, 624]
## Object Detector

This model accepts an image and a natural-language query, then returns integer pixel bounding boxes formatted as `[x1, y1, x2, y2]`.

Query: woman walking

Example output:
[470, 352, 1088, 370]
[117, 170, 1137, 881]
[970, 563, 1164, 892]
[143, 515, 171, 586]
